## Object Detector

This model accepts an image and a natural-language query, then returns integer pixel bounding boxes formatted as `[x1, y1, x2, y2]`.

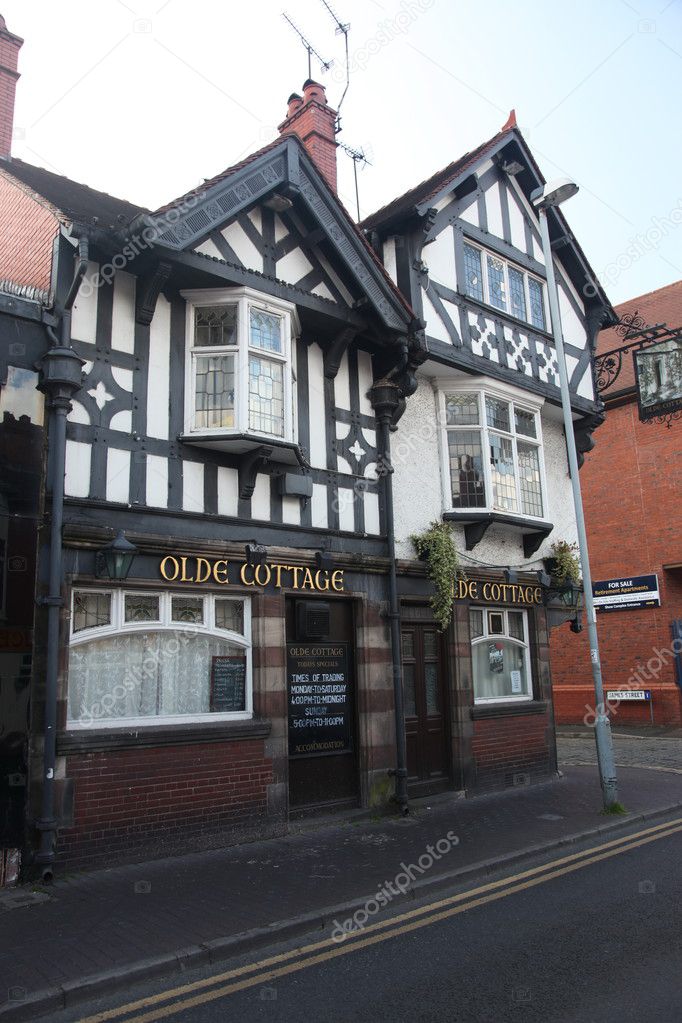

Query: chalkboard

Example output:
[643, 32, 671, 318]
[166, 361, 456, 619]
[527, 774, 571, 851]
[287, 643, 352, 757]
[210, 655, 246, 712]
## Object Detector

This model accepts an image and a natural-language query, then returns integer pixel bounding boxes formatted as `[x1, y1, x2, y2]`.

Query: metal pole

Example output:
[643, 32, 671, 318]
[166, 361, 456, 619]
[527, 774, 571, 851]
[537, 206, 619, 809]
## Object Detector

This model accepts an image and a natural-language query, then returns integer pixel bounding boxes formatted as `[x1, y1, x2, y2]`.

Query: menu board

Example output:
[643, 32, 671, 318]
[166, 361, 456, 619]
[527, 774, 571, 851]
[210, 655, 246, 712]
[287, 643, 352, 757]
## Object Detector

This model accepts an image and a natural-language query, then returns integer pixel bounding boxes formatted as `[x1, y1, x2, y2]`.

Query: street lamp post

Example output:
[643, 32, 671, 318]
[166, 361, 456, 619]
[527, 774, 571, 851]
[531, 179, 619, 810]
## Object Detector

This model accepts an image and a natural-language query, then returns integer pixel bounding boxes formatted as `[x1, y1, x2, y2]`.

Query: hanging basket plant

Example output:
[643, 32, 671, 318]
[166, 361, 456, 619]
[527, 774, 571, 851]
[410, 521, 462, 632]
[545, 539, 581, 585]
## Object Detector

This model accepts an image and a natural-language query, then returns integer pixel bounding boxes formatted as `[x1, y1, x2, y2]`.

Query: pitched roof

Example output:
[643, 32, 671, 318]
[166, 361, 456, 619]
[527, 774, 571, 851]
[0, 156, 147, 228]
[361, 128, 511, 232]
[598, 279, 682, 395]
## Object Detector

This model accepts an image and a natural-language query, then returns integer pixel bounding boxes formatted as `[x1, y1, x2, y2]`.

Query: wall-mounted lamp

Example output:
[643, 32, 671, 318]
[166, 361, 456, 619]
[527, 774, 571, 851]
[95, 530, 138, 581]
[245, 543, 267, 567]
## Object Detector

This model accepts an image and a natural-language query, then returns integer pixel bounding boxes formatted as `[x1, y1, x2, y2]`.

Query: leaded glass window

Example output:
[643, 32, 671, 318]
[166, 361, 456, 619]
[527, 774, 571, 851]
[73, 591, 111, 633]
[215, 599, 244, 634]
[528, 278, 546, 330]
[458, 243, 547, 334]
[124, 594, 160, 623]
[445, 392, 479, 426]
[508, 266, 527, 321]
[463, 243, 484, 302]
[249, 308, 282, 353]
[447, 430, 486, 508]
[171, 597, 204, 624]
[471, 608, 531, 703]
[248, 356, 284, 436]
[486, 255, 506, 311]
[194, 354, 235, 429]
[194, 305, 238, 347]
[517, 442, 543, 517]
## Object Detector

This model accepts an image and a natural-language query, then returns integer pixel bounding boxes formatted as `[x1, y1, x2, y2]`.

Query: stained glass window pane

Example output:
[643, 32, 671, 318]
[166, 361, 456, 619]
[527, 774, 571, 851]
[485, 396, 511, 432]
[508, 266, 527, 321]
[487, 255, 506, 311]
[249, 308, 283, 353]
[215, 599, 244, 634]
[171, 597, 204, 624]
[463, 244, 483, 302]
[528, 278, 545, 330]
[194, 354, 235, 429]
[248, 356, 284, 436]
[73, 591, 111, 633]
[469, 609, 484, 638]
[518, 442, 543, 517]
[508, 611, 525, 641]
[403, 664, 417, 717]
[445, 392, 479, 426]
[489, 433, 517, 511]
[448, 430, 486, 508]
[514, 407, 537, 438]
[425, 663, 439, 714]
[124, 595, 160, 623]
[194, 305, 238, 347]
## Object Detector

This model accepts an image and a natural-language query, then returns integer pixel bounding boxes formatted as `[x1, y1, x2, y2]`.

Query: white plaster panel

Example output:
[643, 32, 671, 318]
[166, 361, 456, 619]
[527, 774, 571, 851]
[392, 379, 445, 558]
[311, 483, 328, 528]
[364, 492, 380, 536]
[282, 496, 301, 526]
[111, 272, 136, 353]
[276, 247, 313, 285]
[459, 200, 479, 228]
[485, 181, 504, 240]
[71, 261, 99, 344]
[576, 366, 595, 401]
[194, 238, 224, 260]
[0, 366, 44, 424]
[361, 427, 376, 449]
[182, 461, 204, 513]
[111, 366, 133, 392]
[274, 214, 287, 244]
[307, 343, 327, 469]
[338, 488, 355, 532]
[68, 400, 90, 425]
[106, 447, 130, 504]
[251, 473, 270, 520]
[337, 454, 353, 475]
[558, 283, 586, 349]
[312, 282, 335, 301]
[217, 465, 238, 517]
[424, 228, 455, 287]
[335, 350, 351, 410]
[221, 221, 262, 272]
[248, 208, 262, 234]
[147, 294, 171, 440]
[64, 440, 91, 498]
[357, 350, 374, 417]
[109, 409, 132, 433]
[146, 454, 168, 508]
[506, 188, 528, 252]
[382, 237, 397, 284]
[423, 289, 452, 345]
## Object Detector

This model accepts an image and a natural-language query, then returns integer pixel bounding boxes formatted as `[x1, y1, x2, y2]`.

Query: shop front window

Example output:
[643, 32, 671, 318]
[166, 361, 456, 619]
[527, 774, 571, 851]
[470, 607, 532, 703]
[67, 589, 251, 727]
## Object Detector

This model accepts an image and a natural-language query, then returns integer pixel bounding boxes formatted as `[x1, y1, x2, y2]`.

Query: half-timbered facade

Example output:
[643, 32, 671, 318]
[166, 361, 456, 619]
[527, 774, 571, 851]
[363, 114, 616, 794]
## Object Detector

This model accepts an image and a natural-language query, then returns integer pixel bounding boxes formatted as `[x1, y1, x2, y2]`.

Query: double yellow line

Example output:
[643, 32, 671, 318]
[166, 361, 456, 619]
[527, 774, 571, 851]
[76, 816, 682, 1023]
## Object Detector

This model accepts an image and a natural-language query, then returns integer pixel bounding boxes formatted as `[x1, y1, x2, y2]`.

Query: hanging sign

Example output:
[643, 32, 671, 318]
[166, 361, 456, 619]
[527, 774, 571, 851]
[287, 643, 352, 757]
[592, 575, 660, 613]
[633, 338, 682, 423]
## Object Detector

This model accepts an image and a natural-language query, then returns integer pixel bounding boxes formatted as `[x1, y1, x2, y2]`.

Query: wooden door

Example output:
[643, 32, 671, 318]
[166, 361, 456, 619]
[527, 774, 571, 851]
[401, 623, 449, 791]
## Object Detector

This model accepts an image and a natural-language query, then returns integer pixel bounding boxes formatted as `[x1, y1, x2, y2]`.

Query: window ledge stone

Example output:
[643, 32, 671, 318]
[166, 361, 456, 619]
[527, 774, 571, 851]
[470, 701, 547, 720]
[442, 511, 553, 556]
[57, 718, 271, 754]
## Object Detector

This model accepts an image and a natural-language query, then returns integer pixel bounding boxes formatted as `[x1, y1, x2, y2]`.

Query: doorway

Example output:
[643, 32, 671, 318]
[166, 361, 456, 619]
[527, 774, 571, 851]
[401, 620, 450, 793]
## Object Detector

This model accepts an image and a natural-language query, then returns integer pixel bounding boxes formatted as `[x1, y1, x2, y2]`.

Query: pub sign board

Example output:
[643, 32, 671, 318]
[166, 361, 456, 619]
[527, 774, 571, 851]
[592, 575, 660, 613]
[633, 338, 682, 423]
[287, 643, 352, 757]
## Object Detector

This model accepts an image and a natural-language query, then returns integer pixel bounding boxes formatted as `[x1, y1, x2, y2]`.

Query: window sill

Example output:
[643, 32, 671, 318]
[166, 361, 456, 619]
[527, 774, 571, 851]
[442, 510, 553, 556]
[57, 717, 271, 754]
[179, 435, 308, 501]
[470, 701, 547, 720]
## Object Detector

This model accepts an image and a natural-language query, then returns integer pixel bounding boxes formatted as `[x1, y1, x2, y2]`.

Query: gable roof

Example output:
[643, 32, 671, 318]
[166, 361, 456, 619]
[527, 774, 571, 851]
[598, 279, 682, 396]
[0, 156, 147, 228]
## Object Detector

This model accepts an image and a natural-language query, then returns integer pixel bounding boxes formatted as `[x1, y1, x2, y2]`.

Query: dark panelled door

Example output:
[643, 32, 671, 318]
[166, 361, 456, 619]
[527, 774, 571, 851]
[401, 623, 449, 790]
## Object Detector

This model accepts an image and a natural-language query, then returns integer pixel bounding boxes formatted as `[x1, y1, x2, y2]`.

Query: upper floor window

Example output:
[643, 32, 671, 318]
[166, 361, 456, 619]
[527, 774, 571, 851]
[183, 287, 298, 442]
[462, 242, 546, 331]
[439, 385, 545, 519]
[67, 588, 252, 727]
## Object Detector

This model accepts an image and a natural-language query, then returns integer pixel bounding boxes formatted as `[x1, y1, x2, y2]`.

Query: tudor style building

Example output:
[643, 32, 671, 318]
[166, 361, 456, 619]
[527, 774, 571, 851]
[362, 114, 615, 793]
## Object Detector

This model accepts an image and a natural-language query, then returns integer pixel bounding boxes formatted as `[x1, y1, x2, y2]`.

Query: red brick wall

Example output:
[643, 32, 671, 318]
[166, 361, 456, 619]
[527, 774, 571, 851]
[551, 400, 682, 726]
[0, 173, 58, 291]
[58, 740, 274, 871]
[471, 711, 551, 789]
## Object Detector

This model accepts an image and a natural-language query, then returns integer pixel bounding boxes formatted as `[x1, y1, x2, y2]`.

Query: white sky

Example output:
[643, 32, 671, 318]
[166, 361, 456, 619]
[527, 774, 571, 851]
[3, 0, 681, 306]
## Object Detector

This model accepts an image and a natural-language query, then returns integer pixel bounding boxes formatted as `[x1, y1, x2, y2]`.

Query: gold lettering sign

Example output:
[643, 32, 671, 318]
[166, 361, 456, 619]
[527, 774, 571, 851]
[456, 577, 542, 606]
[160, 556, 344, 593]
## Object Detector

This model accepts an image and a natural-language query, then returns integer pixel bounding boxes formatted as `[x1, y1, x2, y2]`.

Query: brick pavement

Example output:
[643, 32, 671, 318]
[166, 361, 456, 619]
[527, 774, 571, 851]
[558, 735, 682, 772]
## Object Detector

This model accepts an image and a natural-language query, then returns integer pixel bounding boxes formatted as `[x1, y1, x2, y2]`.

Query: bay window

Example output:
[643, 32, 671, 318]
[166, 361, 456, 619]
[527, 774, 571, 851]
[440, 386, 545, 518]
[67, 589, 252, 727]
[470, 607, 532, 703]
[184, 287, 297, 443]
[462, 241, 547, 331]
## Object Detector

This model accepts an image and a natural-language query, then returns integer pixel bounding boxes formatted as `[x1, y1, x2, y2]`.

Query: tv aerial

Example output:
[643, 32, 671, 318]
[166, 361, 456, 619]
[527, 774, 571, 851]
[282, 12, 333, 80]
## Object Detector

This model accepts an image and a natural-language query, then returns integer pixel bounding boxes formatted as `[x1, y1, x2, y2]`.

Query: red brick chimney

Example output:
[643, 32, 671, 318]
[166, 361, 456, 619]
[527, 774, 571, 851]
[278, 80, 338, 193]
[0, 15, 23, 159]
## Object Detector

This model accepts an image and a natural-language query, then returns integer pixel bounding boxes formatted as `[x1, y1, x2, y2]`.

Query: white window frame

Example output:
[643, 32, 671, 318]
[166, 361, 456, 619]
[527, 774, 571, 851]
[182, 286, 299, 443]
[470, 606, 533, 705]
[436, 377, 548, 520]
[462, 240, 548, 332]
[67, 588, 253, 728]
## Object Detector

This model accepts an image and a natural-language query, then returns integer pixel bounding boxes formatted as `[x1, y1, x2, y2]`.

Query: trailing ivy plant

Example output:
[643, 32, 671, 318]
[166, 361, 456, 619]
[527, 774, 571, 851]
[547, 539, 581, 585]
[410, 521, 461, 632]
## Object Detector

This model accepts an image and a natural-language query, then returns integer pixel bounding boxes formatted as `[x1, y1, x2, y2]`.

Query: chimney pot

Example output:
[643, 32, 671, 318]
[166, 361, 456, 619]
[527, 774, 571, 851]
[0, 15, 23, 159]
[302, 79, 327, 105]
[286, 92, 303, 118]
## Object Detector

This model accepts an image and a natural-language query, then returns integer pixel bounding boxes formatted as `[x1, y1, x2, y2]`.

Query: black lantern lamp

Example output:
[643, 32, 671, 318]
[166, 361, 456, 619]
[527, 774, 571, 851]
[95, 530, 138, 581]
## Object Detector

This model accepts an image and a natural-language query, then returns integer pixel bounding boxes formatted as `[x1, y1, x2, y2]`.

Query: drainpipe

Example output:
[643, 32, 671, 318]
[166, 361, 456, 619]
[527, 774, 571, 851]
[370, 380, 408, 815]
[35, 239, 87, 880]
